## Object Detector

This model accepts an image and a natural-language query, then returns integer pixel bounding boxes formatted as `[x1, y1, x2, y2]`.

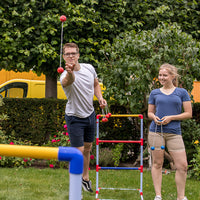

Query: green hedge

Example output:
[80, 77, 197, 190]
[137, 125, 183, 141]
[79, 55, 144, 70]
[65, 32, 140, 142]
[193, 103, 200, 124]
[1, 99, 133, 143]
[1, 98, 200, 163]
[1, 98, 67, 145]
[0, 98, 142, 161]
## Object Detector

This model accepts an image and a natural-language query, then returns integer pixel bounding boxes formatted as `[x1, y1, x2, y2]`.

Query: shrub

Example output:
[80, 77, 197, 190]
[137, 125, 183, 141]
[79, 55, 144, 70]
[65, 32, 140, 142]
[188, 140, 200, 180]
[0, 97, 34, 168]
[112, 143, 124, 167]
[90, 147, 115, 167]
[44, 124, 70, 168]
[181, 119, 200, 162]
[0, 135, 34, 168]
[44, 125, 70, 148]
[90, 143, 126, 167]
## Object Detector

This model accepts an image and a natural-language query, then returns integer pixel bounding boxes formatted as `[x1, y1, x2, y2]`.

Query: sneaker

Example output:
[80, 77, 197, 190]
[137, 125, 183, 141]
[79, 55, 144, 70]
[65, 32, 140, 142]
[82, 178, 93, 193]
[154, 196, 162, 200]
[179, 197, 188, 200]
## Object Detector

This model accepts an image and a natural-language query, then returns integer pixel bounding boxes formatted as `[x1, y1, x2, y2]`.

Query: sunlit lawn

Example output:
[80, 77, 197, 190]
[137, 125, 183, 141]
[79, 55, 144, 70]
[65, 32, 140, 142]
[0, 168, 199, 200]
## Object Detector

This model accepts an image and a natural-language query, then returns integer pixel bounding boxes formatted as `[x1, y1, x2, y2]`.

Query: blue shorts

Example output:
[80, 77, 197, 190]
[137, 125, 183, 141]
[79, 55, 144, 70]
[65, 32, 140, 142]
[65, 111, 96, 147]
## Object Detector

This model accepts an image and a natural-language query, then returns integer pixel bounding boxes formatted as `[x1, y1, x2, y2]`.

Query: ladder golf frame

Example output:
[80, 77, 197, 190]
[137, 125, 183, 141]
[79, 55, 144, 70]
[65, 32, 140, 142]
[96, 114, 144, 200]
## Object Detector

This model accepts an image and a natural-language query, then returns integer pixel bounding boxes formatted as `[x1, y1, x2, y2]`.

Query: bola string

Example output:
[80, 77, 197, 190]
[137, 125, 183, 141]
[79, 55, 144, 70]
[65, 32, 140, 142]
[151, 122, 165, 150]
[160, 123, 164, 148]
[152, 123, 157, 149]
[57, 15, 66, 73]
[59, 22, 64, 68]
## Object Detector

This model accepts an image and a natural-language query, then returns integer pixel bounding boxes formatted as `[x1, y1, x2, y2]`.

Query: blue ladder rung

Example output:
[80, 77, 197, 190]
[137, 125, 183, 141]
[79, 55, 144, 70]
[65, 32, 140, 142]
[100, 167, 139, 170]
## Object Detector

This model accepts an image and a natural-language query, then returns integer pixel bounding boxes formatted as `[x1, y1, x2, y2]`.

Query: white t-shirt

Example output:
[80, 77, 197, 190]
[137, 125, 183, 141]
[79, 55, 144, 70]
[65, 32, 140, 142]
[60, 63, 97, 118]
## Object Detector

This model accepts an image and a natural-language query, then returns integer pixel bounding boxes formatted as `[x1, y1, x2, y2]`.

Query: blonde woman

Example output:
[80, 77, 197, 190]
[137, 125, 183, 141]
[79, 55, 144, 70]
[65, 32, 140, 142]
[148, 63, 192, 200]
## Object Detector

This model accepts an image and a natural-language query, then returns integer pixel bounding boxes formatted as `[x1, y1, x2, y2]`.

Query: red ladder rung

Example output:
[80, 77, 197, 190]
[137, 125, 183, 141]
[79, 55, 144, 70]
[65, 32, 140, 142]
[98, 140, 141, 144]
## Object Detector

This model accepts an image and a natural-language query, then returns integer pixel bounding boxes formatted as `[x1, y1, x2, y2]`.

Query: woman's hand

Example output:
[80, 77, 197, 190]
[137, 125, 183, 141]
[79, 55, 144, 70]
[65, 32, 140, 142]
[153, 116, 162, 125]
[160, 116, 173, 125]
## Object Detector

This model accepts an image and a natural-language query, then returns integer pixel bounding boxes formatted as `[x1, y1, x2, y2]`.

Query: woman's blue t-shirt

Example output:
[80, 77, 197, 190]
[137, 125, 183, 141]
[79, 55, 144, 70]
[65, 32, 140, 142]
[148, 87, 191, 135]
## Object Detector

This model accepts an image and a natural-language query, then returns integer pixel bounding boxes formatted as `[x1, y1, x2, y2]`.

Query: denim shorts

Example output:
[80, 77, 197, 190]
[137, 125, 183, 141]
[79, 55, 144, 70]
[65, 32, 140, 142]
[65, 111, 96, 147]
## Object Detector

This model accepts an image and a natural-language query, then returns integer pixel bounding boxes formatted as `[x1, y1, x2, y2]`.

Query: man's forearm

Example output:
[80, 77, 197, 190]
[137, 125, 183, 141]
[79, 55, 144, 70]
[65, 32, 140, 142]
[94, 84, 103, 100]
[62, 72, 75, 87]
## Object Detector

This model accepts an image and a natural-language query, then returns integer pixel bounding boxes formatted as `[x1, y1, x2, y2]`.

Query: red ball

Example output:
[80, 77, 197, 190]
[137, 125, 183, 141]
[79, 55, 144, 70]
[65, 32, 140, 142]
[104, 118, 108, 122]
[102, 118, 108, 123]
[106, 114, 110, 118]
[57, 67, 64, 74]
[60, 15, 67, 22]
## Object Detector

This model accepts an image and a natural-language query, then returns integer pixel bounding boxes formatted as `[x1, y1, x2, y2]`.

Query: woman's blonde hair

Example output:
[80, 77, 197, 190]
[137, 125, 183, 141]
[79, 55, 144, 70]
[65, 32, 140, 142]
[159, 63, 179, 87]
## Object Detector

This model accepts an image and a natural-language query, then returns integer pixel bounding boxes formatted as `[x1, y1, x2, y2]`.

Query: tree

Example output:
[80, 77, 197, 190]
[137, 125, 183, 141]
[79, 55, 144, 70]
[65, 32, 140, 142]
[0, 0, 131, 98]
[1, 0, 200, 98]
[124, 0, 200, 40]
[98, 23, 200, 116]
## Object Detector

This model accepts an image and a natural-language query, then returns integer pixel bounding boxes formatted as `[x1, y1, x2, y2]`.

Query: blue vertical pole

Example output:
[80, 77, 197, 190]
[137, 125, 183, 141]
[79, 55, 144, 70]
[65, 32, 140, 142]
[58, 147, 83, 200]
[140, 117, 144, 200]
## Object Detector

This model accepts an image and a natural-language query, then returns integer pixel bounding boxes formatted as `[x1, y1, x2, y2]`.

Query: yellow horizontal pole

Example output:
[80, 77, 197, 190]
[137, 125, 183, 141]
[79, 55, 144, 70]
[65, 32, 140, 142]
[0, 144, 58, 160]
[100, 114, 140, 118]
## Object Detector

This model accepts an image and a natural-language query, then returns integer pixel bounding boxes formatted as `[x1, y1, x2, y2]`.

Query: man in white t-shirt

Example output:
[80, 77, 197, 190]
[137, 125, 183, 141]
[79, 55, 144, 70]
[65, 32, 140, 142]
[60, 42, 107, 193]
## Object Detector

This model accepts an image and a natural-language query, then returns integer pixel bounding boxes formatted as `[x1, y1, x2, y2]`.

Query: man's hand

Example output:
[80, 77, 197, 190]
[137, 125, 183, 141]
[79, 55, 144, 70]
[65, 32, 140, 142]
[99, 97, 107, 109]
[65, 63, 75, 74]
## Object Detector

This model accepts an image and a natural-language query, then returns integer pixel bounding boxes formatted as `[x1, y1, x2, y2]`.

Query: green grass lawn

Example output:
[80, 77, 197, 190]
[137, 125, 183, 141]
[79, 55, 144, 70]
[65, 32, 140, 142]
[0, 168, 199, 200]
